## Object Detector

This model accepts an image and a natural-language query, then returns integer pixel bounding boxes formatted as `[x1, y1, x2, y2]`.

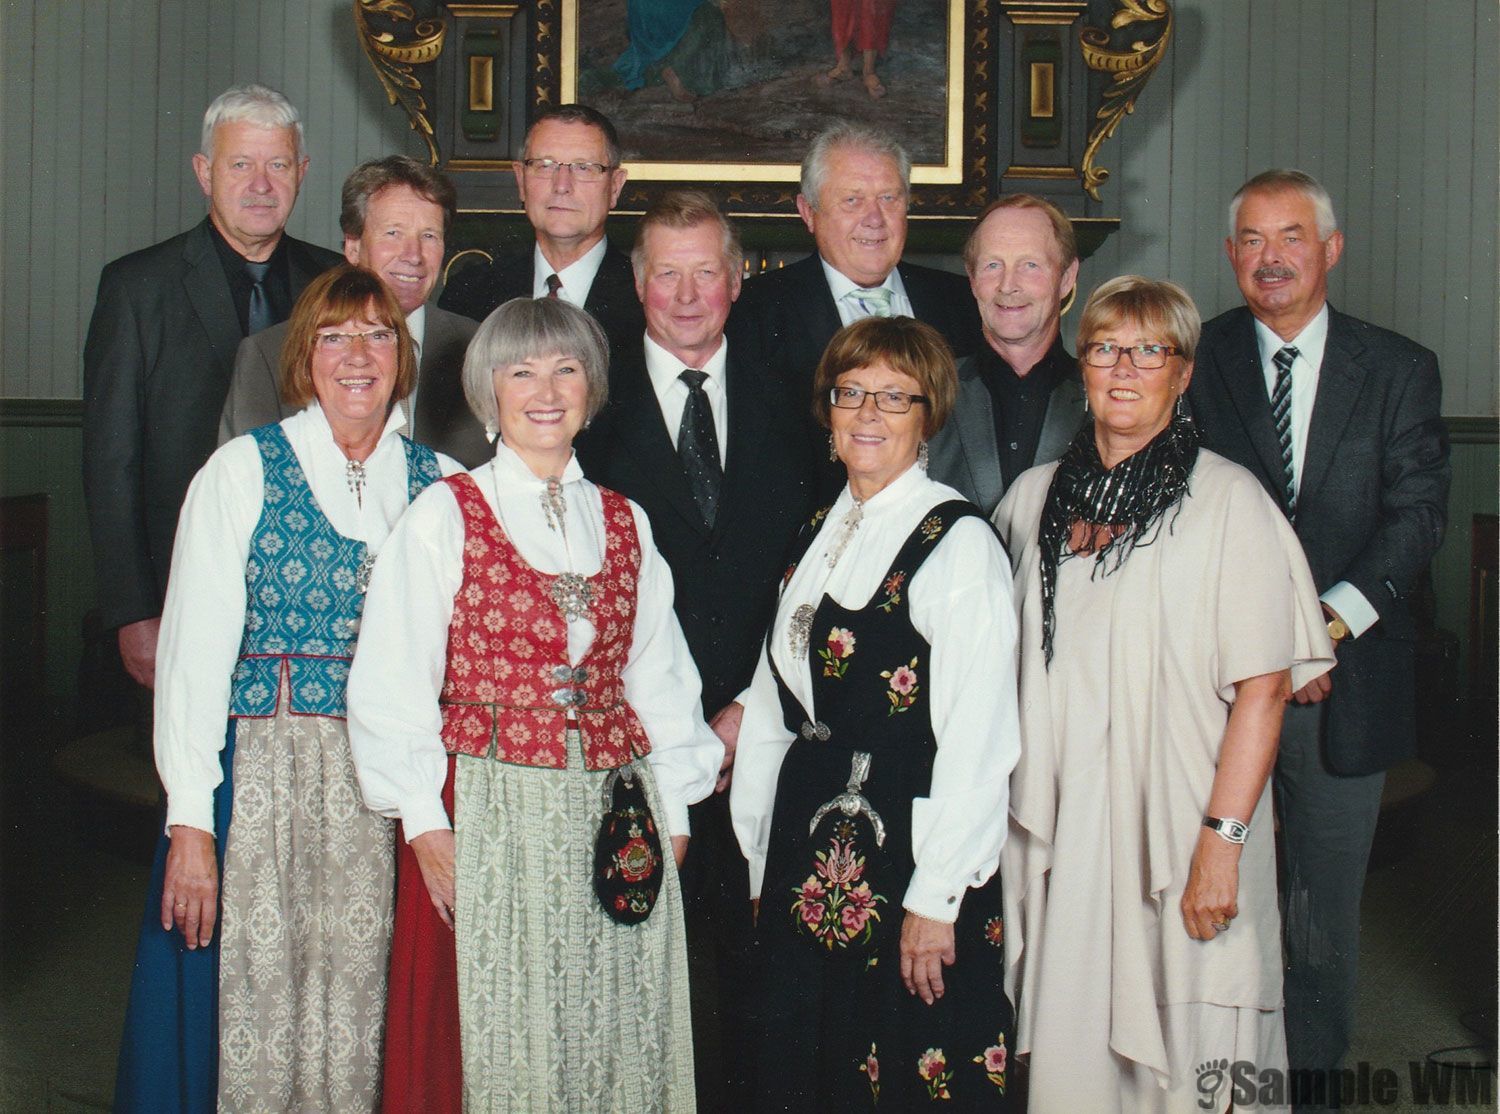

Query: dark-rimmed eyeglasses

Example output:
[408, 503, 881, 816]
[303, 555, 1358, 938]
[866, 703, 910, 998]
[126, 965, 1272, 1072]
[1082, 342, 1181, 370]
[520, 158, 614, 182]
[315, 329, 398, 351]
[829, 386, 930, 414]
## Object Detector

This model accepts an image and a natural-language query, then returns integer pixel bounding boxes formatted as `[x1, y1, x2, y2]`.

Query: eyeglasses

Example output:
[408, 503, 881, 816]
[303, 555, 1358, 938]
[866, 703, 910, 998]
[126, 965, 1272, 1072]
[1082, 342, 1182, 370]
[315, 328, 398, 351]
[829, 386, 930, 414]
[520, 157, 615, 182]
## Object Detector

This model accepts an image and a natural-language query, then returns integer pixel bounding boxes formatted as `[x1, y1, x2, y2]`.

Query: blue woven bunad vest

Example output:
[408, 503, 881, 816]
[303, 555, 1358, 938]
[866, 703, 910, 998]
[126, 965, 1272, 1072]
[228, 423, 443, 718]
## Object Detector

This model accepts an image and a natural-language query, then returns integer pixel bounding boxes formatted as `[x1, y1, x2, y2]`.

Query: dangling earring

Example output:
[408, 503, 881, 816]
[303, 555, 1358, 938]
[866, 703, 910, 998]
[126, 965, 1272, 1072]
[917, 440, 930, 470]
[485, 421, 499, 444]
[1175, 392, 1190, 421]
[828, 434, 839, 463]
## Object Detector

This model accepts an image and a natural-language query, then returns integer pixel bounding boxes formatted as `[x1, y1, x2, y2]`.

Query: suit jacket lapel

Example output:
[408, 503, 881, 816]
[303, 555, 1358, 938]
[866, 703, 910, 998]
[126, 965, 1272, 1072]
[1219, 308, 1291, 504]
[1299, 307, 1367, 502]
[181, 221, 245, 373]
[792, 256, 843, 354]
[611, 349, 708, 535]
[1035, 374, 1087, 466]
[949, 357, 998, 498]
[714, 343, 773, 538]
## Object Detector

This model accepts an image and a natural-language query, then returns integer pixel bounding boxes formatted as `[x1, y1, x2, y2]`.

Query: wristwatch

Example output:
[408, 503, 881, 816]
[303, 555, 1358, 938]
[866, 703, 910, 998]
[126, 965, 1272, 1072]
[1203, 815, 1250, 844]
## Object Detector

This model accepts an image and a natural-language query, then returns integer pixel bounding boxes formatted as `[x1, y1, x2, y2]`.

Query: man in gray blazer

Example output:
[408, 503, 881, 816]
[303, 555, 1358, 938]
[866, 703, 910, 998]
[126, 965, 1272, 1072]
[83, 84, 341, 691]
[927, 195, 1087, 514]
[1188, 170, 1450, 1095]
[221, 156, 489, 466]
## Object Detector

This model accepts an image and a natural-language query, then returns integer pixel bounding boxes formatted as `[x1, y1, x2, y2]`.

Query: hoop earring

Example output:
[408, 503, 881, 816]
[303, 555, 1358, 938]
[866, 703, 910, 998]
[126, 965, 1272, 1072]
[828, 434, 839, 463]
[917, 441, 930, 470]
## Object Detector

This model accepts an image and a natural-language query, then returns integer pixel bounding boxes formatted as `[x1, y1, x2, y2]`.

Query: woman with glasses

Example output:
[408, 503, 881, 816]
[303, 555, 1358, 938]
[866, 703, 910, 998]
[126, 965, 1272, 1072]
[114, 265, 460, 1113]
[731, 316, 1020, 1110]
[993, 276, 1332, 1111]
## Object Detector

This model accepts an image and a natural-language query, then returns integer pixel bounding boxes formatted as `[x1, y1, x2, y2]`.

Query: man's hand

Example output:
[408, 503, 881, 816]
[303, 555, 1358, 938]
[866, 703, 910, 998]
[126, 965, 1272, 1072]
[1292, 670, 1333, 704]
[118, 617, 161, 689]
[709, 701, 743, 793]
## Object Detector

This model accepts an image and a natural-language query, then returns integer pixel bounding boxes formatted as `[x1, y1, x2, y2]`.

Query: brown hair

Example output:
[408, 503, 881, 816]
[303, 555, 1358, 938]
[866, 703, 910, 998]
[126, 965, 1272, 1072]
[811, 316, 957, 440]
[279, 264, 417, 409]
[340, 155, 458, 238]
[962, 194, 1078, 272]
[630, 188, 744, 280]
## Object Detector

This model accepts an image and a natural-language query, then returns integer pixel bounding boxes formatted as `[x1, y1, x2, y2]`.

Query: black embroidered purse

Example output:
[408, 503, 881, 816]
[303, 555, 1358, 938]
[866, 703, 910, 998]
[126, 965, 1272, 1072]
[593, 762, 665, 925]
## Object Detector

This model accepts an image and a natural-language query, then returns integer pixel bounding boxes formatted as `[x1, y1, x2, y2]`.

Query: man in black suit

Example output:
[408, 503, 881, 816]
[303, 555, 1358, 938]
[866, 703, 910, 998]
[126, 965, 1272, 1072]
[83, 84, 341, 691]
[1188, 169, 1450, 1094]
[733, 121, 982, 495]
[438, 104, 643, 355]
[928, 194, 1087, 514]
[575, 190, 814, 1111]
[221, 156, 489, 465]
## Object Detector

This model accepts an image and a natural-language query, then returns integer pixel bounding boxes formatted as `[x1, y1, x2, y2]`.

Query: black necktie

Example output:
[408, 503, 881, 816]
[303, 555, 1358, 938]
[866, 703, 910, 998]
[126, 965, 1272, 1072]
[545, 273, 563, 299]
[1271, 345, 1299, 518]
[245, 260, 272, 335]
[677, 369, 722, 526]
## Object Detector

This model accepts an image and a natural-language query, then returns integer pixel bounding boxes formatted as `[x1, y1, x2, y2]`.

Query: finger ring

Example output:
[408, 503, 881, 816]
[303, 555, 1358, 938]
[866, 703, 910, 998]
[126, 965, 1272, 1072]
[175, 902, 187, 909]
[1212, 920, 1229, 931]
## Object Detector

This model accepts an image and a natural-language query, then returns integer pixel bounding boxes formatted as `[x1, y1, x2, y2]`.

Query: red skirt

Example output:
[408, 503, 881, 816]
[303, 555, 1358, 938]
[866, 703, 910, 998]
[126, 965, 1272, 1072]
[382, 757, 461, 1114]
[830, 0, 897, 53]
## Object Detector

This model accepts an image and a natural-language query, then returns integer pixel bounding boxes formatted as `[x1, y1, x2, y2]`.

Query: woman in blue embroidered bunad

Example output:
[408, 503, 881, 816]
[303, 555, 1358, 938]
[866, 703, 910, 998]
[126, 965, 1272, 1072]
[730, 316, 1021, 1111]
[113, 264, 462, 1114]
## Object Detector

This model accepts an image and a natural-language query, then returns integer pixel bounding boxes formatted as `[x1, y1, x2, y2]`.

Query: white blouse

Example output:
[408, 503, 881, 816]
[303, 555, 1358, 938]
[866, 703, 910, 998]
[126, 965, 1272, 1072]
[346, 439, 723, 842]
[155, 403, 465, 834]
[729, 464, 1021, 923]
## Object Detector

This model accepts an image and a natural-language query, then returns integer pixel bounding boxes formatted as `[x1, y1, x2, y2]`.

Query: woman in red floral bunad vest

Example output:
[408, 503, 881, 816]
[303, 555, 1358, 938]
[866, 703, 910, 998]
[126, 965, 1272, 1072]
[348, 298, 722, 1113]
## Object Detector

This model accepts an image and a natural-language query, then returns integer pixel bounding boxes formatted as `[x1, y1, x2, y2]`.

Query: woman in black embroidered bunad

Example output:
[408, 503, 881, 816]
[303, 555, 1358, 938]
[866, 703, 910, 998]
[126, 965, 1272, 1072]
[347, 296, 719, 1113]
[993, 278, 1331, 1112]
[114, 265, 460, 1114]
[730, 315, 1020, 1111]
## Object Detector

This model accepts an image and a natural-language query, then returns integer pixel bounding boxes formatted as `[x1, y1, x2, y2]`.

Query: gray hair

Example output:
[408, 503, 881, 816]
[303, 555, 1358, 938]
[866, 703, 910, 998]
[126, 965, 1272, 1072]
[200, 84, 305, 161]
[462, 297, 610, 433]
[1228, 169, 1338, 240]
[631, 189, 744, 282]
[800, 122, 911, 210]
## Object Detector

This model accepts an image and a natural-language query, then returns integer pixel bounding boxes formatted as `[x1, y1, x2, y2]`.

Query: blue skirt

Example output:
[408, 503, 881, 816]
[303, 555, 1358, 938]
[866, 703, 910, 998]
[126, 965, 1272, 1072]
[113, 722, 236, 1114]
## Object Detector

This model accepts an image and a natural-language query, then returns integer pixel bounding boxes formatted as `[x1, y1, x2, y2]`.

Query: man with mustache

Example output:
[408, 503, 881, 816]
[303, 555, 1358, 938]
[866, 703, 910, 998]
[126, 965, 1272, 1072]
[83, 84, 341, 696]
[1188, 169, 1450, 1101]
[926, 194, 1088, 514]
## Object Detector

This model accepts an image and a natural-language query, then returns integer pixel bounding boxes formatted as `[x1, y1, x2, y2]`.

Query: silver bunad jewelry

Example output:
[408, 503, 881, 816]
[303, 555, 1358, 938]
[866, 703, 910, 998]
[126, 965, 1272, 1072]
[787, 495, 863, 659]
[917, 441, 930, 470]
[828, 433, 839, 463]
[539, 475, 595, 623]
[345, 459, 367, 508]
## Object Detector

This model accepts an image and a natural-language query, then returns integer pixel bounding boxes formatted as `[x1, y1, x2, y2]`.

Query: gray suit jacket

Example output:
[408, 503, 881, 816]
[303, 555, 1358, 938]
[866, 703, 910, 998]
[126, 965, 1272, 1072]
[927, 350, 1087, 515]
[220, 304, 490, 467]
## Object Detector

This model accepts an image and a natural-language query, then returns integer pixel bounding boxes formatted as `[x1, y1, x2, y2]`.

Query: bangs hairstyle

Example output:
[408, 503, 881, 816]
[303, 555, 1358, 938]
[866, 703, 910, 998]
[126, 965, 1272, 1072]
[462, 297, 610, 432]
[279, 265, 417, 409]
[812, 316, 957, 439]
[200, 83, 305, 160]
[1076, 275, 1201, 364]
[631, 189, 743, 281]
[963, 194, 1078, 271]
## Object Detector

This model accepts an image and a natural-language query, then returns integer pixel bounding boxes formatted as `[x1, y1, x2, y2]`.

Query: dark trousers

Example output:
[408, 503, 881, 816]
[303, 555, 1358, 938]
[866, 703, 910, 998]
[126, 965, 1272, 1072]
[678, 790, 757, 1112]
[1275, 702, 1386, 1105]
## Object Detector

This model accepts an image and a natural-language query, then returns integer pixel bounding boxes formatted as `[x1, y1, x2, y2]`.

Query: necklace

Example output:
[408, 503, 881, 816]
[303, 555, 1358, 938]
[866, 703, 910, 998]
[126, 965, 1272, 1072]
[788, 494, 864, 658]
[489, 463, 595, 623]
[345, 458, 367, 508]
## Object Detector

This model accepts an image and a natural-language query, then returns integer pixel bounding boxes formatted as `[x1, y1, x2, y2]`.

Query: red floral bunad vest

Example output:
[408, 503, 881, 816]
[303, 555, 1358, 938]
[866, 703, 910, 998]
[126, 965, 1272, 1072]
[437, 472, 652, 770]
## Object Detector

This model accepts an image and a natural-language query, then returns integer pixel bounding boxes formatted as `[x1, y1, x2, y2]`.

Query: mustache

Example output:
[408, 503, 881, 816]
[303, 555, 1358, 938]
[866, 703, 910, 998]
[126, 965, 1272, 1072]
[1253, 265, 1295, 282]
[239, 197, 279, 209]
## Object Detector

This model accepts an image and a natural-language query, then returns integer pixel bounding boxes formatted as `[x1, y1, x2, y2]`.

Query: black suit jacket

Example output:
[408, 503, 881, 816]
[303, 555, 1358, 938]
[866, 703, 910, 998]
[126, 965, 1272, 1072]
[575, 341, 816, 714]
[82, 218, 342, 630]
[438, 240, 644, 365]
[219, 304, 489, 467]
[1188, 304, 1450, 774]
[731, 253, 983, 498]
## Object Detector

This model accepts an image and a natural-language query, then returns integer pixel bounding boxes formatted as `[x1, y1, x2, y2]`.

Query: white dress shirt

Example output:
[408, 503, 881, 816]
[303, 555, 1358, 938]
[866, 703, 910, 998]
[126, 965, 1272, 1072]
[532, 237, 608, 305]
[821, 256, 914, 326]
[1254, 304, 1377, 637]
[398, 303, 426, 437]
[155, 403, 464, 834]
[730, 464, 1021, 922]
[644, 332, 730, 462]
[346, 439, 723, 843]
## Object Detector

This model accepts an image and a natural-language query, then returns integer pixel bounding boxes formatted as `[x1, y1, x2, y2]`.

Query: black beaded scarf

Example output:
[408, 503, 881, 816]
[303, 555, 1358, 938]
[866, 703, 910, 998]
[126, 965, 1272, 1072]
[1038, 410, 1199, 665]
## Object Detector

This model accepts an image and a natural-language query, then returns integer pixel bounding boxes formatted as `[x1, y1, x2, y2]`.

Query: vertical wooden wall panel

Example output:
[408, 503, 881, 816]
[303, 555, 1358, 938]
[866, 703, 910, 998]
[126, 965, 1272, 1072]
[0, 3, 37, 396]
[1466, 2, 1499, 417]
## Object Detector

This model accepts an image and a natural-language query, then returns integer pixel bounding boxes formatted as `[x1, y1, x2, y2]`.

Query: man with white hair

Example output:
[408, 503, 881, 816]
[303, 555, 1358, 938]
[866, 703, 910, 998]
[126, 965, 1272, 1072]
[83, 83, 341, 696]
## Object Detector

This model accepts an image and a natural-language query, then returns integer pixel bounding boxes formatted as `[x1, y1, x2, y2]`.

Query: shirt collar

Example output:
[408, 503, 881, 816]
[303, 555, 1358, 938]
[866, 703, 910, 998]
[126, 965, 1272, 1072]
[405, 303, 427, 356]
[833, 457, 926, 518]
[304, 396, 409, 446]
[1253, 302, 1330, 368]
[534, 237, 609, 303]
[819, 256, 904, 304]
[490, 431, 585, 487]
[643, 331, 729, 393]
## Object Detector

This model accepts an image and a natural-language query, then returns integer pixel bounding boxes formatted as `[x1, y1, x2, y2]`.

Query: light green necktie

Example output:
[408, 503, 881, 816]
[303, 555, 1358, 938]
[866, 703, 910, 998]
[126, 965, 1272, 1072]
[848, 286, 893, 318]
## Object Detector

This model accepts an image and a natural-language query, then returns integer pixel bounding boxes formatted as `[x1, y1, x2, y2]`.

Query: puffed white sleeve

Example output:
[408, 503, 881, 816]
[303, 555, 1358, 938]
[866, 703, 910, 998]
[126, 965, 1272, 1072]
[902, 516, 1021, 922]
[621, 501, 723, 838]
[346, 480, 465, 841]
[155, 437, 264, 834]
[728, 642, 794, 900]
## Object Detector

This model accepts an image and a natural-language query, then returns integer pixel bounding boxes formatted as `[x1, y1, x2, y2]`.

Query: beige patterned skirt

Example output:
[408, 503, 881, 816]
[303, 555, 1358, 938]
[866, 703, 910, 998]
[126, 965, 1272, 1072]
[217, 685, 395, 1113]
[453, 745, 696, 1113]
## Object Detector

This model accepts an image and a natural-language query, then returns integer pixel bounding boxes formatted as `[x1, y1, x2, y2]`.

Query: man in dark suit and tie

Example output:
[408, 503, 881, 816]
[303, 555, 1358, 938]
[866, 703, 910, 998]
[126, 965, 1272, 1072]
[220, 155, 489, 465]
[927, 194, 1088, 514]
[576, 190, 814, 1111]
[438, 104, 643, 356]
[83, 84, 341, 692]
[732, 121, 982, 496]
[1188, 169, 1450, 1095]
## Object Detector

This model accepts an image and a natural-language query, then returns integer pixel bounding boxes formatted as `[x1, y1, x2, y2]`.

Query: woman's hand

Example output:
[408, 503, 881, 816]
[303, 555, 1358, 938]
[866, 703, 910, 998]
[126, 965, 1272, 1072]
[161, 825, 218, 949]
[1182, 829, 1241, 940]
[670, 835, 689, 869]
[409, 829, 457, 929]
[900, 911, 956, 1005]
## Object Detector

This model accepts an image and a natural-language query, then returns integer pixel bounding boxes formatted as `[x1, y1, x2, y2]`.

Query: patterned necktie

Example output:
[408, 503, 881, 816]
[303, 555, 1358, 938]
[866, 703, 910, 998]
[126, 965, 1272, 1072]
[244, 259, 272, 334]
[848, 286, 893, 318]
[677, 369, 723, 526]
[1271, 345, 1299, 518]
[545, 273, 563, 299]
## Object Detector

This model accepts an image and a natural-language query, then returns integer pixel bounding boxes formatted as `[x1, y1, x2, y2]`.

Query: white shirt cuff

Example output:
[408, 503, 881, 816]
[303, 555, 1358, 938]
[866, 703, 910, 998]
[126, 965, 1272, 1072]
[902, 869, 962, 924]
[1321, 580, 1379, 638]
[164, 792, 215, 837]
[398, 791, 453, 843]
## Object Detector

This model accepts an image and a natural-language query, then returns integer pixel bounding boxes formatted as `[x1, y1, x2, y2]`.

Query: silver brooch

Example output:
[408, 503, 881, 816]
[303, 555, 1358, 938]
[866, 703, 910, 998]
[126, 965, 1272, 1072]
[355, 552, 377, 593]
[549, 571, 595, 623]
[787, 602, 817, 659]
